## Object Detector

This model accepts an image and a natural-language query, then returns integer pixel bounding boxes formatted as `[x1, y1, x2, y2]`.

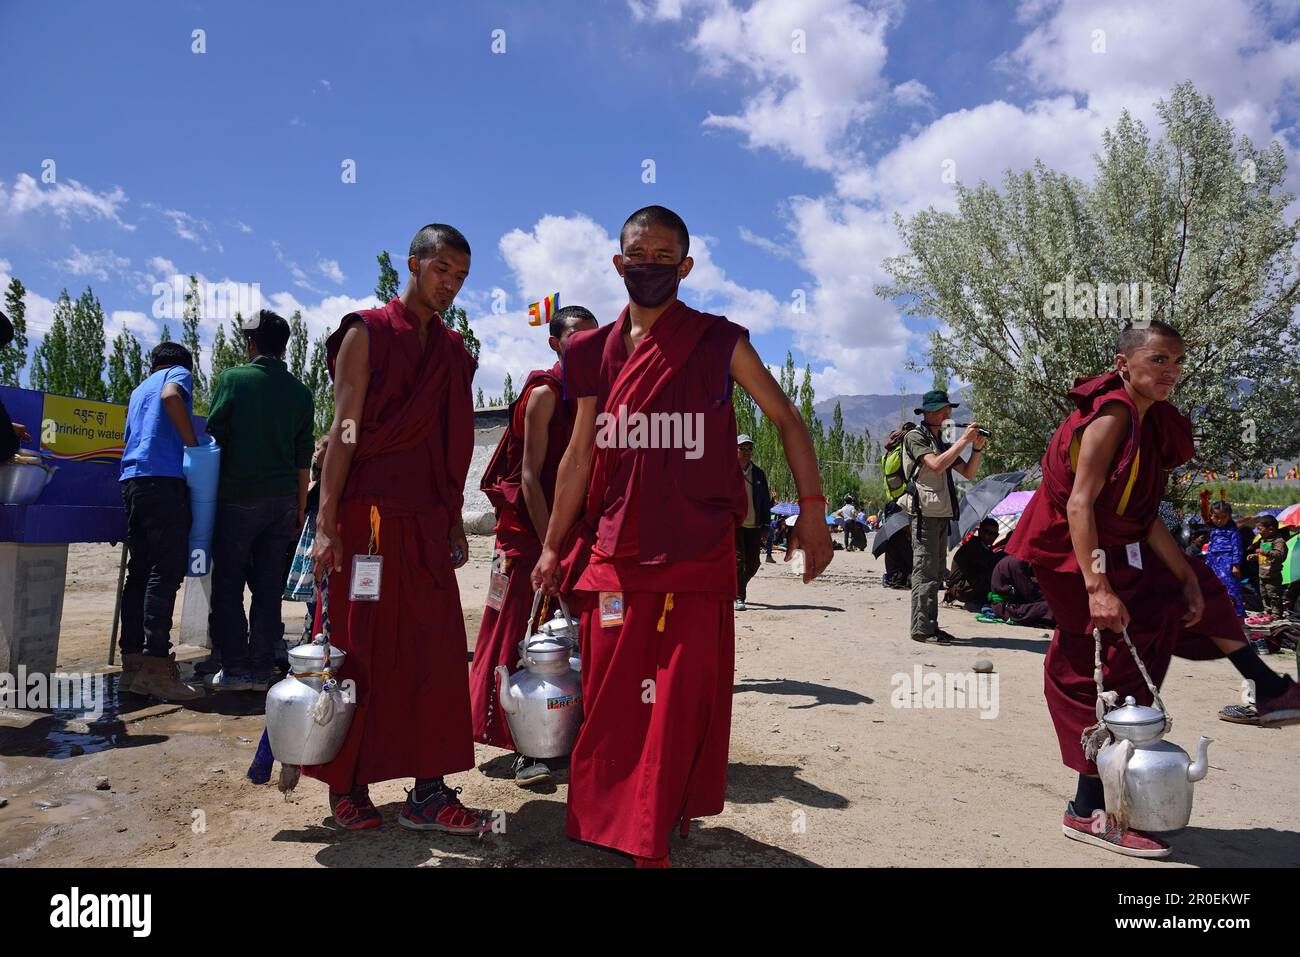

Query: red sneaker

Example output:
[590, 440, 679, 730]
[1256, 678, 1300, 727]
[329, 789, 383, 830]
[1062, 805, 1170, 859]
[399, 784, 492, 836]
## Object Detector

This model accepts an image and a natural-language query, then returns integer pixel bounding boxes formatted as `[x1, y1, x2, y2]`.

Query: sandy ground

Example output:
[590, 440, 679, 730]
[1, 540, 1296, 868]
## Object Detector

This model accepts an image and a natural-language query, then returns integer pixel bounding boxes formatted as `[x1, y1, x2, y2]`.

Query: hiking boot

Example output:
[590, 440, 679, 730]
[399, 783, 492, 835]
[1061, 803, 1170, 859]
[512, 754, 553, 788]
[734, 599, 747, 612]
[1255, 677, 1300, 727]
[133, 654, 203, 701]
[117, 653, 146, 694]
[329, 788, 383, 830]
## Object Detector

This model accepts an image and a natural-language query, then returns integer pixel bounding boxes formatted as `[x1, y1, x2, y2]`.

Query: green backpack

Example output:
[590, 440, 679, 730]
[881, 428, 920, 502]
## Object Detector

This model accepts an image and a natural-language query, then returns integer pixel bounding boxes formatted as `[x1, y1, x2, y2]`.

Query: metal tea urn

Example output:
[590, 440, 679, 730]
[1096, 696, 1212, 833]
[496, 592, 583, 759]
[265, 638, 355, 766]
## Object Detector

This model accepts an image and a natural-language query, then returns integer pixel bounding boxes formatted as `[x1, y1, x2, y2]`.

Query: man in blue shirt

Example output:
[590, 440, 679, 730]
[118, 342, 203, 700]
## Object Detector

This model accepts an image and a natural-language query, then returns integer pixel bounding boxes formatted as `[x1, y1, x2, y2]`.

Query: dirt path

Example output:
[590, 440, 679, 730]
[2, 542, 1296, 867]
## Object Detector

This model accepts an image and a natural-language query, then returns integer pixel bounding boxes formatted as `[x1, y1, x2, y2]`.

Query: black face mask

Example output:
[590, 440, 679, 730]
[620, 260, 682, 308]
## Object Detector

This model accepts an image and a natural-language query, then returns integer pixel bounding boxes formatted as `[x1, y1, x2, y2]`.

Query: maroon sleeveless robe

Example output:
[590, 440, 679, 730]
[470, 365, 572, 750]
[1006, 372, 1237, 774]
[303, 297, 477, 790]
[560, 301, 747, 859]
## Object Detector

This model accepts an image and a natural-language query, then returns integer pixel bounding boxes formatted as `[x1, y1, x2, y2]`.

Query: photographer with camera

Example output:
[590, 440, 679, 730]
[900, 389, 987, 643]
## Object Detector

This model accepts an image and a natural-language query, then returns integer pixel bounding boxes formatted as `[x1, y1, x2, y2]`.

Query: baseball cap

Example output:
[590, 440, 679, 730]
[737, 434, 754, 446]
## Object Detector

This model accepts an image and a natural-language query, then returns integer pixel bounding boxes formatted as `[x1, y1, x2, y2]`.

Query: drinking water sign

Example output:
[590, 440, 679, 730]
[39, 394, 127, 464]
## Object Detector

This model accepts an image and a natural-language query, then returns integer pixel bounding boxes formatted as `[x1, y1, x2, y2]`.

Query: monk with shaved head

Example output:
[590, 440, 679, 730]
[534, 204, 834, 866]
[1007, 320, 1299, 859]
[307, 223, 492, 835]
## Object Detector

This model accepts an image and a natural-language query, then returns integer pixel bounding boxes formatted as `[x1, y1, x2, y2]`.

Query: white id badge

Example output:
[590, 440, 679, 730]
[1125, 542, 1143, 570]
[350, 554, 383, 601]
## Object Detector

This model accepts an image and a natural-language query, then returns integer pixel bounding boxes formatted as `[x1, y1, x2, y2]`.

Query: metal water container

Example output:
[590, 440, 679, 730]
[264, 640, 354, 766]
[536, 604, 582, 673]
[496, 593, 583, 759]
[1096, 696, 1213, 833]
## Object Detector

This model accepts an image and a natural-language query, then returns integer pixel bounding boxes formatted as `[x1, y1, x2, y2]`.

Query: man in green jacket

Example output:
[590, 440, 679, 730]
[205, 310, 314, 691]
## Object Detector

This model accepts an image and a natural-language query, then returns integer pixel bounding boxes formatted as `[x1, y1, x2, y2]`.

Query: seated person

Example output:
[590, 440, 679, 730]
[988, 554, 1056, 627]
[944, 518, 1000, 608]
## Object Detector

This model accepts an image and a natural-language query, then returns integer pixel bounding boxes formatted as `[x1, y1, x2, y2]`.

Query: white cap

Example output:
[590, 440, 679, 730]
[737, 434, 754, 446]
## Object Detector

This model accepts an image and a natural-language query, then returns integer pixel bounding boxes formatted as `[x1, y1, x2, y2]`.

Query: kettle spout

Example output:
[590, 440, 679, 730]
[495, 666, 518, 714]
[1187, 736, 1213, 782]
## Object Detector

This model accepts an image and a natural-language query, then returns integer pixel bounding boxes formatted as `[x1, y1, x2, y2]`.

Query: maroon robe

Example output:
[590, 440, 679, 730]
[304, 297, 477, 790]
[560, 302, 747, 859]
[470, 365, 572, 750]
[1006, 372, 1237, 774]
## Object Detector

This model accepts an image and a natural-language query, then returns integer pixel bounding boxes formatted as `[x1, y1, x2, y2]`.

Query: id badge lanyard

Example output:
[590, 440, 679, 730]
[350, 506, 383, 602]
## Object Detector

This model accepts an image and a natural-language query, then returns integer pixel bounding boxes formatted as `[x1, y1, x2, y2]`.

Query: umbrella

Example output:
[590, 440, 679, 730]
[1278, 503, 1300, 527]
[1284, 542, 1299, 585]
[871, 510, 911, 557]
[772, 502, 800, 517]
[1257, 508, 1283, 517]
[948, 472, 1028, 549]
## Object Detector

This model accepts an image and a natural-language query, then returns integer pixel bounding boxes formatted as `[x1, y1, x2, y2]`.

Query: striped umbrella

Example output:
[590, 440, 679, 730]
[1278, 503, 1300, 527]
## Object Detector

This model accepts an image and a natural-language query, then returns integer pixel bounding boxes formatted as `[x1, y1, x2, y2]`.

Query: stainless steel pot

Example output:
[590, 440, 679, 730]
[0, 460, 56, 505]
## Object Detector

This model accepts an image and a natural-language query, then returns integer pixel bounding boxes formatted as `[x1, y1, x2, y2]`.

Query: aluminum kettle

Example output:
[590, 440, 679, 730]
[1096, 695, 1212, 833]
[265, 637, 355, 766]
[496, 592, 583, 759]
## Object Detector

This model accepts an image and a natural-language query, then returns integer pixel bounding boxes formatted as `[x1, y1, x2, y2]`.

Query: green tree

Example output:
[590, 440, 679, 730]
[375, 250, 401, 305]
[444, 304, 481, 361]
[288, 309, 308, 381]
[30, 289, 75, 396]
[878, 82, 1300, 484]
[70, 287, 108, 400]
[159, 322, 173, 345]
[303, 332, 334, 439]
[475, 386, 486, 408]
[210, 314, 247, 384]
[106, 330, 145, 404]
[182, 275, 207, 412]
[1, 278, 29, 386]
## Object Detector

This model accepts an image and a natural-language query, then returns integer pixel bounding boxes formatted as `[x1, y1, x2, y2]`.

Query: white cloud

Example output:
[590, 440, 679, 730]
[0, 261, 60, 337]
[892, 79, 933, 108]
[0, 173, 134, 230]
[235, 220, 253, 234]
[52, 245, 131, 281]
[690, 0, 895, 172]
[106, 309, 156, 342]
[272, 240, 324, 294]
[737, 225, 795, 260]
[159, 207, 222, 252]
[317, 258, 346, 284]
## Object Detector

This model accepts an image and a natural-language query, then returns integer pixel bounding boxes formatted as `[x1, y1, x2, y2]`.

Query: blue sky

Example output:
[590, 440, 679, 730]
[2, 0, 1298, 401]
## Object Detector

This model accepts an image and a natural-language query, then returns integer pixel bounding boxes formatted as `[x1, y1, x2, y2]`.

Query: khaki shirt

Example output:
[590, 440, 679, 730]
[900, 426, 957, 519]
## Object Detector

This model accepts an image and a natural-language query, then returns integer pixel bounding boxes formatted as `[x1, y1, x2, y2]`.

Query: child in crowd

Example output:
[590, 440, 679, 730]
[1250, 515, 1289, 620]
[282, 433, 330, 640]
[1205, 501, 1244, 617]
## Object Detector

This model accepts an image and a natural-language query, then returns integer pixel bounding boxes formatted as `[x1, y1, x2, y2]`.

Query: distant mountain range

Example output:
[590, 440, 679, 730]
[814, 388, 973, 442]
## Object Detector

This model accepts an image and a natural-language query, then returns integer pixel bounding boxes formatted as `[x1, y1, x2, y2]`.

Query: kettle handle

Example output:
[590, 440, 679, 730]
[520, 590, 545, 666]
[557, 593, 573, 628]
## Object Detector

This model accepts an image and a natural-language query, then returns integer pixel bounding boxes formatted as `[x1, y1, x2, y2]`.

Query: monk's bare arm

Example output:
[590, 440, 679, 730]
[532, 395, 597, 593]
[313, 322, 368, 575]
[520, 385, 557, 539]
[1066, 404, 1129, 631]
[731, 337, 832, 583]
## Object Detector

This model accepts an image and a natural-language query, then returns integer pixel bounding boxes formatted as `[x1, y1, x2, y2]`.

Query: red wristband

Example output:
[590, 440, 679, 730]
[798, 495, 827, 506]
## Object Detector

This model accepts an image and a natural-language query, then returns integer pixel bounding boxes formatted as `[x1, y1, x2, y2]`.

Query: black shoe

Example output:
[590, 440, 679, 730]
[934, 629, 958, 643]
[512, 754, 554, 788]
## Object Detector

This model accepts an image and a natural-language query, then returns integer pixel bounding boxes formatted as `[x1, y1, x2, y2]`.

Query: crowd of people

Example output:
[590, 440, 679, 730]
[100, 206, 1298, 867]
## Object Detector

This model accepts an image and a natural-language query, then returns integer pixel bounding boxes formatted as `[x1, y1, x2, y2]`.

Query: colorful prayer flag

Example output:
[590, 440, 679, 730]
[527, 292, 560, 327]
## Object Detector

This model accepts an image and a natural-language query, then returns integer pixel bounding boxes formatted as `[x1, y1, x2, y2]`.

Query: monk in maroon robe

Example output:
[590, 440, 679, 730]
[307, 223, 491, 834]
[533, 205, 834, 866]
[1007, 320, 1299, 859]
[471, 305, 597, 785]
